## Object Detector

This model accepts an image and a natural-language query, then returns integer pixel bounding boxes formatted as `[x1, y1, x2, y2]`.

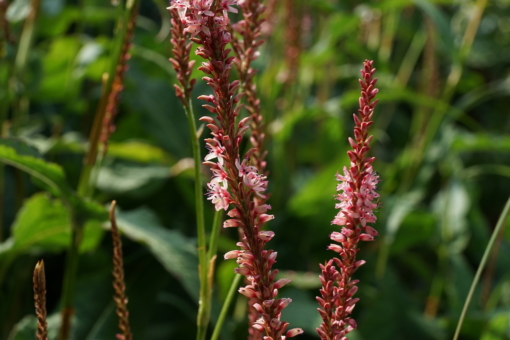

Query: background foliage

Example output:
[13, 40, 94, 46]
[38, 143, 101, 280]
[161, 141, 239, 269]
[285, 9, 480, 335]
[1, 0, 510, 339]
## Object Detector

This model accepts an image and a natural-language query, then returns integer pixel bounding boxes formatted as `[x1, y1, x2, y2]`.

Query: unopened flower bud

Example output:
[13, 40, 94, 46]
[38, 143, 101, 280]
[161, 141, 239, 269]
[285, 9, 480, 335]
[359, 233, 374, 241]
[286, 328, 304, 337]
[224, 250, 240, 259]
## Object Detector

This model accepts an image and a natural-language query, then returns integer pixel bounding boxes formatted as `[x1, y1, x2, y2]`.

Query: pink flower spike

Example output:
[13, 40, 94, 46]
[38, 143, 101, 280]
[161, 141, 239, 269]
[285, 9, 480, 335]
[317, 60, 380, 340]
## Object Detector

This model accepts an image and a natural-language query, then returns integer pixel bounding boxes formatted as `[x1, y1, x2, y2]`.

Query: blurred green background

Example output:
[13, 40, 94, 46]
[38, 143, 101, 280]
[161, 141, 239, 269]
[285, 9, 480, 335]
[1, 0, 510, 339]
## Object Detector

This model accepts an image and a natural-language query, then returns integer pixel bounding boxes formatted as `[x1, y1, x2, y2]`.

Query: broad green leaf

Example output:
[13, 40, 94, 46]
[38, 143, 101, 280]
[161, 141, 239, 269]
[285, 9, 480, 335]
[0, 140, 71, 198]
[115, 207, 200, 299]
[96, 162, 170, 197]
[0, 193, 105, 257]
[0, 139, 108, 223]
[107, 141, 174, 164]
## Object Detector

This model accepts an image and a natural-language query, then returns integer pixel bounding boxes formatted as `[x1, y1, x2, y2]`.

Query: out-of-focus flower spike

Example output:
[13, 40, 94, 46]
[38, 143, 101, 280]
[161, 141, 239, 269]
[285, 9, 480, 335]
[100, 4, 138, 156]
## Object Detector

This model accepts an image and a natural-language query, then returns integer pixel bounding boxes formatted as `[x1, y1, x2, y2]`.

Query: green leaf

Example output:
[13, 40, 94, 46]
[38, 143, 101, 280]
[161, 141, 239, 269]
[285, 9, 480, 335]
[0, 138, 108, 224]
[0, 140, 72, 198]
[115, 207, 200, 300]
[107, 140, 174, 164]
[0, 193, 105, 256]
[96, 162, 170, 197]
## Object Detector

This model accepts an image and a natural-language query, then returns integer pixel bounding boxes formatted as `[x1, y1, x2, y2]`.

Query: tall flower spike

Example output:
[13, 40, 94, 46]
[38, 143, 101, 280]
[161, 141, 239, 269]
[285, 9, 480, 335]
[229, 2, 269, 337]
[173, 1, 302, 338]
[231, 0, 268, 179]
[316, 60, 380, 340]
[100, 5, 138, 156]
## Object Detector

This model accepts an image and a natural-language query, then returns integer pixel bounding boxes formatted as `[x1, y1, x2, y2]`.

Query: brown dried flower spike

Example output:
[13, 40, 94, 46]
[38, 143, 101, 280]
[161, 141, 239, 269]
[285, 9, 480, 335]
[33, 260, 48, 340]
[110, 200, 132, 340]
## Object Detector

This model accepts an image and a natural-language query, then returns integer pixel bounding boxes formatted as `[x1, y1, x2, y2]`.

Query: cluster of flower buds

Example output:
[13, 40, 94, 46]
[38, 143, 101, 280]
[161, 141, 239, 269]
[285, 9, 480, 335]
[169, 6, 196, 104]
[316, 60, 380, 340]
[167, 0, 302, 338]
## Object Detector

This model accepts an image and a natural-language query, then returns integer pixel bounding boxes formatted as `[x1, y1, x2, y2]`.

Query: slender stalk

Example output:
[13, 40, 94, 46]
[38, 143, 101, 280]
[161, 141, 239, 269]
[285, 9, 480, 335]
[210, 274, 242, 340]
[207, 210, 223, 261]
[452, 197, 510, 340]
[59, 2, 139, 339]
[57, 213, 81, 340]
[183, 97, 209, 340]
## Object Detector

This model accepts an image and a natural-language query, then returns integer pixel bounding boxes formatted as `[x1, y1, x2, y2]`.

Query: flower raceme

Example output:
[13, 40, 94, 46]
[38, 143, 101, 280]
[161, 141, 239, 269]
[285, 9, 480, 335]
[316, 60, 381, 340]
[167, 0, 302, 338]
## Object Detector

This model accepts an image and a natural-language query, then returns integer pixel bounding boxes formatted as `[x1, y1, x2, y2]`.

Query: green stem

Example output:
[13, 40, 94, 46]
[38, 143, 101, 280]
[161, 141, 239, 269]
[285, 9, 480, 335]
[57, 215, 81, 340]
[59, 2, 139, 339]
[210, 274, 242, 340]
[452, 196, 510, 340]
[207, 210, 223, 261]
[182, 97, 208, 340]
